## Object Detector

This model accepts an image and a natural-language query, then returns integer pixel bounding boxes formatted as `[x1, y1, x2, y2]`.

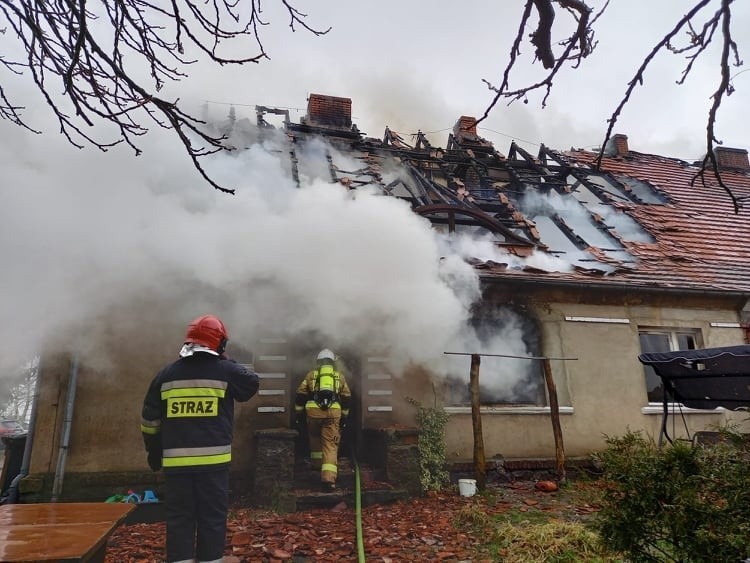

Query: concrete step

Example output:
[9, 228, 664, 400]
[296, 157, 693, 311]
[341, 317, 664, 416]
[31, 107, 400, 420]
[293, 457, 384, 489]
[292, 458, 403, 510]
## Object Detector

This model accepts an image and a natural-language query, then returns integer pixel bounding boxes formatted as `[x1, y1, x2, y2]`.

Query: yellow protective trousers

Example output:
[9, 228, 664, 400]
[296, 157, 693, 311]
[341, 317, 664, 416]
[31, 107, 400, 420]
[306, 409, 341, 484]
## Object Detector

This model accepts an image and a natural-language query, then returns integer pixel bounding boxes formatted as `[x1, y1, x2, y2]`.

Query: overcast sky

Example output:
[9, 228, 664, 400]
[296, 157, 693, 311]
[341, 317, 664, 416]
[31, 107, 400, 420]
[1, 1, 750, 382]
[167, 0, 750, 162]
[4, 2, 749, 166]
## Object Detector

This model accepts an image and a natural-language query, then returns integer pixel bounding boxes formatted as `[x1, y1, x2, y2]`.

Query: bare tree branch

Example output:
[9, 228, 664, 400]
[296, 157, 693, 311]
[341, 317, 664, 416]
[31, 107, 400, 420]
[593, 0, 743, 211]
[695, 0, 744, 213]
[530, 0, 557, 69]
[478, 0, 606, 127]
[0, 0, 329, 194]
[594, 0, 714, 168]
[480, 0, 745, 213]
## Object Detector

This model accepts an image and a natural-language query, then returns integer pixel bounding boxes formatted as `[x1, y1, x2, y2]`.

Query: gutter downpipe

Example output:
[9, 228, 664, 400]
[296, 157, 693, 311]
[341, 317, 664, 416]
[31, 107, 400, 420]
[50, 354, 79, 502]
[6, 356, 44, 504]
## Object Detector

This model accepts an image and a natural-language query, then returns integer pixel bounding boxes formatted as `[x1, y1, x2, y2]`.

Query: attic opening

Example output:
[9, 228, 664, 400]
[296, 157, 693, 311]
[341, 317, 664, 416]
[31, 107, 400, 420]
[613, 175, 668, 204]
[255, 105, 291, 130]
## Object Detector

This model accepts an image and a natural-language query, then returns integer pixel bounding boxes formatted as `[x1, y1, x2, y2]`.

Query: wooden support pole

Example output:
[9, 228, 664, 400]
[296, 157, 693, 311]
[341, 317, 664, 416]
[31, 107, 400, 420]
[445, 351, 576, 488]
[469, 354, 486, 491]
[542, 358, 566, 484]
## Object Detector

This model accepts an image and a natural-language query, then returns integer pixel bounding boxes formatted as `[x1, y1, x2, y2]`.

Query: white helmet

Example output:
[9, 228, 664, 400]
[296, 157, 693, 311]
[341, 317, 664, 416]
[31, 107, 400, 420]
[317, 348, 335, 362]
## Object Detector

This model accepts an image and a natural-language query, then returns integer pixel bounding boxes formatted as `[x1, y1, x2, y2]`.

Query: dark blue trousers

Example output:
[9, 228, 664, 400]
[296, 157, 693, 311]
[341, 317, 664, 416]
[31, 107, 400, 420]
[164, 468, 229, 562]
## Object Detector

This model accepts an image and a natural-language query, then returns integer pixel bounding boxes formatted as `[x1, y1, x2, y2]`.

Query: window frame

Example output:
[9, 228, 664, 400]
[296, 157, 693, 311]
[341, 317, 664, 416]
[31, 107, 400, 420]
[638, 326, 704, 407]
[442, 305, 546, 408]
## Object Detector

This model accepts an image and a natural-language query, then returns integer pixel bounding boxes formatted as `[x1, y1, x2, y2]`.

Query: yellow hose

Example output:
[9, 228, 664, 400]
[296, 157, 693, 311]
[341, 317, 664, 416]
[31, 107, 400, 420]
[353, 451, 366, 562]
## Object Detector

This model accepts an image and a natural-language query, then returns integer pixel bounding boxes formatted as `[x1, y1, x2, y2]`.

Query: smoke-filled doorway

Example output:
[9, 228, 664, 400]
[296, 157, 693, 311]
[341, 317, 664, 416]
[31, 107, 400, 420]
[286, 342, 363, 465]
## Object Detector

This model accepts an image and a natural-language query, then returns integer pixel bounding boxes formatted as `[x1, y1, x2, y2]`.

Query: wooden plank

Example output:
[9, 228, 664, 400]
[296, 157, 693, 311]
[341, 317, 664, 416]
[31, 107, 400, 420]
[0, 502, 134, 526]
[0, 503, 134, 562]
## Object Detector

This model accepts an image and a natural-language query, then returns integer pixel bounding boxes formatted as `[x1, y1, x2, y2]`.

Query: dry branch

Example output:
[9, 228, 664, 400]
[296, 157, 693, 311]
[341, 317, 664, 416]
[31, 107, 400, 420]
[0, 0, 328, 193]
[479, 0, 603, 122]
[479, 0, 746, 212]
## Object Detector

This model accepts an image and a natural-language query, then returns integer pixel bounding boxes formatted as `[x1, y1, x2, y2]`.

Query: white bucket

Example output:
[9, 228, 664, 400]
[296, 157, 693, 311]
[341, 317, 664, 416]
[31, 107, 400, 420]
[458, 478, 477, 497]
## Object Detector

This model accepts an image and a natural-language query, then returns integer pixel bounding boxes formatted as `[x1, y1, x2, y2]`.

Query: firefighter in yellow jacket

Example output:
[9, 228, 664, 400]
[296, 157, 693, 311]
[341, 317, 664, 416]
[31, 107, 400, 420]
[295, 348, 352, 491]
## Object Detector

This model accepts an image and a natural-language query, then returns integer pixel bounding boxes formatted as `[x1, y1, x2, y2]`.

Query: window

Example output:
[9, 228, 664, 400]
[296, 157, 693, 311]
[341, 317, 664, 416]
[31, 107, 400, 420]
[444, 306, 545, 406]
[638, 328, 703, 403]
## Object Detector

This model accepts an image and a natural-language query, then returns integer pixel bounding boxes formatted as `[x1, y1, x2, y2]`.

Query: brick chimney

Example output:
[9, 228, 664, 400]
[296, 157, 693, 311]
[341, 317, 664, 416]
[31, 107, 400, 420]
[305, 93, 352, 128]
[714, 146, 749, 170]
[453, 116, 478, 140]
[605, 133, 629, 157]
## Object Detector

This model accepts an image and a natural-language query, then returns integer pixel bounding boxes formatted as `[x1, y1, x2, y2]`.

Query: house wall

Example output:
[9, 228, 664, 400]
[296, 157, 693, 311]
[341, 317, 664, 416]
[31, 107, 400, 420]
[442, 291, 750, 461]
[29, 358, 300, 480]
[23, 321, 427, 501]
[22, 290, 750, 500]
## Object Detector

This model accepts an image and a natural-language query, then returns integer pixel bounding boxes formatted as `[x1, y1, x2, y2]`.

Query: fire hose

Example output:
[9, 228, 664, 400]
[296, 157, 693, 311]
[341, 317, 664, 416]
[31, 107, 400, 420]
[352, 444, 366, 563]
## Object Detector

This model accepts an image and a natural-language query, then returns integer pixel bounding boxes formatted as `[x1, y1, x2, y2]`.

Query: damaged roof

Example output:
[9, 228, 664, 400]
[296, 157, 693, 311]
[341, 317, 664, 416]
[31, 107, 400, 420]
[254, 94, 750, 295]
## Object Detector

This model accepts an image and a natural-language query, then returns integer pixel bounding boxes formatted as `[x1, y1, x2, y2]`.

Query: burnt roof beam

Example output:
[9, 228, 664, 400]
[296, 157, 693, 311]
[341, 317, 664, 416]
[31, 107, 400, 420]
[550, 214, 591, 250]
[414, 203, 537, 247]
[508, 142, 546, 174]
[567, 169, 637, 205]
[403, 162, 466, 207]
[255, 105, 291, 128]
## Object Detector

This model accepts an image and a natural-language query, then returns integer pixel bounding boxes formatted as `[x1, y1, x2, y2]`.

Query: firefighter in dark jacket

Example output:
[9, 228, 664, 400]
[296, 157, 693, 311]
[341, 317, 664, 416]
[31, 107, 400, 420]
[141, 314, 259, 563]
[295, 348, 352, 491]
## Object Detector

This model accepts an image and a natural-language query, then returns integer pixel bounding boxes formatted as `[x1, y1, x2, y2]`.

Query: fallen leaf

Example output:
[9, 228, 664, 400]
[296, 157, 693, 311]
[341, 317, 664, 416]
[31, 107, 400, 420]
[230, 531, 251, 546]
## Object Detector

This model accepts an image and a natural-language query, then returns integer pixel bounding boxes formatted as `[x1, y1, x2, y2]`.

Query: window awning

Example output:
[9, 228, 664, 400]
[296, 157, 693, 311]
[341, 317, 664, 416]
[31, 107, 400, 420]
[638, 345, 750, 410]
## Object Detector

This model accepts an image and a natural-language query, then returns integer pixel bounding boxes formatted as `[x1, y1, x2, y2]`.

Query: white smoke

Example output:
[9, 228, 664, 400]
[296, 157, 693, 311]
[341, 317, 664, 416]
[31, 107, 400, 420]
[590, 203, 654, 243]
[438, 230, 574, 273]
[441, 308, 538, 403]
[0, 113, 424, 365]
[519, 189, 621, 270]
[0, 99, 551, 406]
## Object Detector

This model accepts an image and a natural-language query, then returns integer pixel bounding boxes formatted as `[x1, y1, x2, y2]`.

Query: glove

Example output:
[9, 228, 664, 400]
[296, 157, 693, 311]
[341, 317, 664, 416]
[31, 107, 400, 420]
[147, 449, 162, 472]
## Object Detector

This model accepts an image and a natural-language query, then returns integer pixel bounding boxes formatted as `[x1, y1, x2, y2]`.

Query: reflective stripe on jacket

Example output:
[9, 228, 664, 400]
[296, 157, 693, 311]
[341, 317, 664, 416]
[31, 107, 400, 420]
[295, 364, 351, 418]
[141, 353, 259, 472]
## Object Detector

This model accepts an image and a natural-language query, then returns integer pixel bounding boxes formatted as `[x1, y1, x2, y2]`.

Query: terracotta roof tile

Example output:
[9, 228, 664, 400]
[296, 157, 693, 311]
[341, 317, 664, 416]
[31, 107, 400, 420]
[273, 100, 750, 295]
[480, 148, 750, 293]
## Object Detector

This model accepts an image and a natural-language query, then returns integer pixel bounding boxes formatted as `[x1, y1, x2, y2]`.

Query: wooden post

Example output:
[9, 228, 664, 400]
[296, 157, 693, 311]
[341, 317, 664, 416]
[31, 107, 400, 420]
[469, 354, 486, 491]
[542, 358, 566, 484]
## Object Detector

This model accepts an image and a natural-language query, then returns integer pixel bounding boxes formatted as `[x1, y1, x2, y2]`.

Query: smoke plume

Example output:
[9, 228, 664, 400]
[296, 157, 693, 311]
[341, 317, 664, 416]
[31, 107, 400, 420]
[0, 104, 541, 401]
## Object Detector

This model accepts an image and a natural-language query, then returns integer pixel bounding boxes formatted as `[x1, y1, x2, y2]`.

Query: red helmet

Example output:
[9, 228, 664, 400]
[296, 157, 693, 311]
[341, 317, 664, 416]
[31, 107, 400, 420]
[184, 315, 228, 354]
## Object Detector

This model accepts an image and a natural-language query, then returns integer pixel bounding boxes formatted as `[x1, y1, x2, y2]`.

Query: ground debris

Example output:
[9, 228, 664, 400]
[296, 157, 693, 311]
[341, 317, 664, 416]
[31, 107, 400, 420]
[105, 482, 601, 562]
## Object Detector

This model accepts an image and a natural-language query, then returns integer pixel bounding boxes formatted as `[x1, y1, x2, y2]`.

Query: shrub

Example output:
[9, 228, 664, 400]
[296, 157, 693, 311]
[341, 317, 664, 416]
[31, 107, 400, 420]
[408, 397, 450, 492]
[593, 429, 750, 562]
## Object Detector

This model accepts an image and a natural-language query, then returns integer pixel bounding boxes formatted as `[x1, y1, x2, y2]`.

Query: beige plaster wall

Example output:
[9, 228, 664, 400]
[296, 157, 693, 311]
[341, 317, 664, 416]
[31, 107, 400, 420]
[442, 301, 750, 460]
[28, 298, 750, 478]
[29, 317, 273, 477]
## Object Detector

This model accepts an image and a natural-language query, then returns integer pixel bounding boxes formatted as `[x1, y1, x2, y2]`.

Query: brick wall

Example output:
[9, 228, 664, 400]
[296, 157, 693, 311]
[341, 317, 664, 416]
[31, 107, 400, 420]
[715, 146, 749, 170]
[453, 116, 478, 139]
[611, 134, 629, 156]
[306, 94, 352, 128]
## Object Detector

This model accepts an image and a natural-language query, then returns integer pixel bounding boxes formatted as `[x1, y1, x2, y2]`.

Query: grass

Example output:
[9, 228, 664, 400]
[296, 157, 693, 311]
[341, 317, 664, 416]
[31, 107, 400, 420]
[491, 520, 623, 563]
[454, 481, 625, 562]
